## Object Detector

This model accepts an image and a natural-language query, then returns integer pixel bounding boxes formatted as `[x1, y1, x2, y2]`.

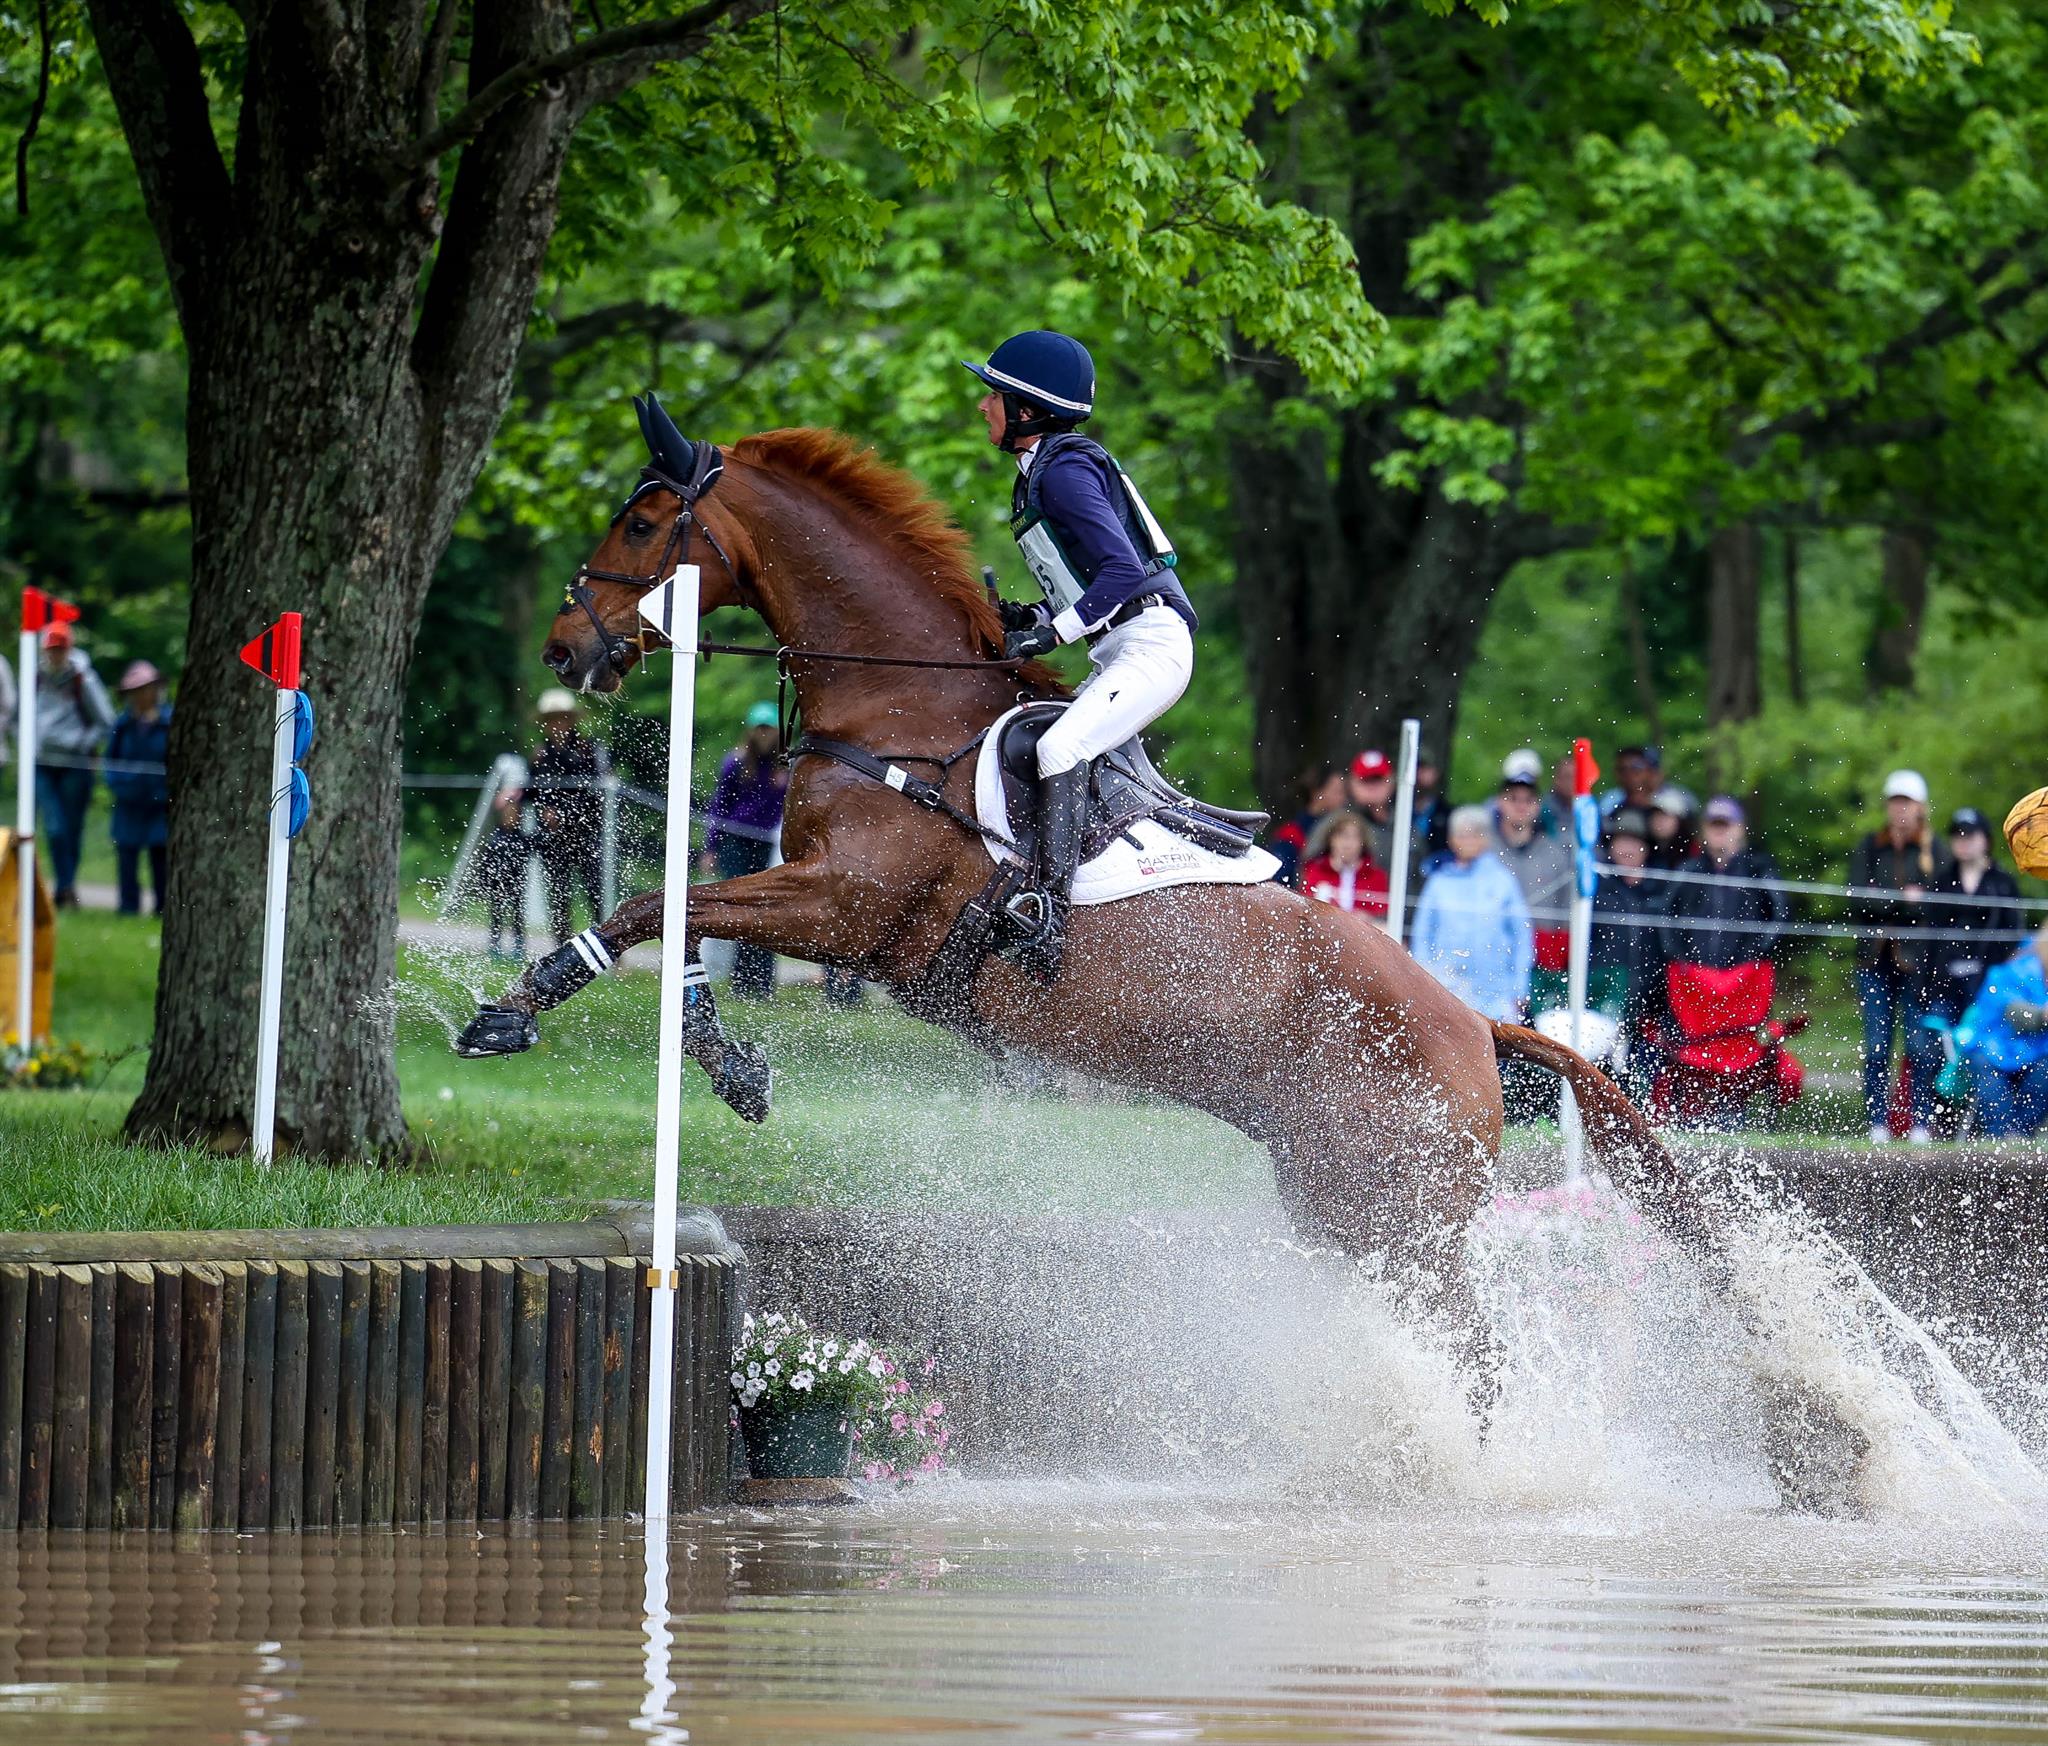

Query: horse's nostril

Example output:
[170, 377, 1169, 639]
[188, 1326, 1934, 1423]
[542, 641, 573, 675]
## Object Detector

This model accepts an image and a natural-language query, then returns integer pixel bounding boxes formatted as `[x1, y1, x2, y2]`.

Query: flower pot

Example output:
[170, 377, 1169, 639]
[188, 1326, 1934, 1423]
[740, 1396, 854, 1480]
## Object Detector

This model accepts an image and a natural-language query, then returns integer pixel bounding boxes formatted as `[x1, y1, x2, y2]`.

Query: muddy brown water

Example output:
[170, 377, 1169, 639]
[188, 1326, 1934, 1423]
[3, 1485, 2047, 1743]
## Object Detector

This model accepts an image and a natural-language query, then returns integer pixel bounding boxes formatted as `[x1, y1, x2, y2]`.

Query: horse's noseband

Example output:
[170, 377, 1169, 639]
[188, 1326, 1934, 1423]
[564, 442, 733, 673]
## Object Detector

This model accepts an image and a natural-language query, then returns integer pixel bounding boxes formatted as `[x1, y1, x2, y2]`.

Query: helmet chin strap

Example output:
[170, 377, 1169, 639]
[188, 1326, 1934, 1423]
[998, 393, 1076, 453]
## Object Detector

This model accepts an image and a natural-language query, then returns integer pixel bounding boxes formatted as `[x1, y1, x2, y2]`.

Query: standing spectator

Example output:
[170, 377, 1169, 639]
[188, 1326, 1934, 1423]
[1269, 764, 1345, 889]
[1657, 797, 1790, 969]
[1300, 810, 1390, 919]
[1602, 745, 1664, 823]
[1848, 770, 1955, 1144]
[1346, 749, 1398, 869]
[1491, 751, 1573, 1014]
[1647, 786, 1699, 871]
[35, 622, 114, 907]
[1926, 807, 2022, 1026]
[477, 779, 531, 963]
[1411, 745, 1450, 872]
[1956, 925, 2048, 1139]
[1591, 808, 1667, 1084]
[1412, 804, 1533, 1023]
[105, 661, 171, 916]
[530, 688, 611, 947]
[702, 701, 788, 999]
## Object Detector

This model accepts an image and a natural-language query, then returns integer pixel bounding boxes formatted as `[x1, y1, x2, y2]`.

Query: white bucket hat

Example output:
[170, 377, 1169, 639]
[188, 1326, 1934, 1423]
[537, 687, 579, 718]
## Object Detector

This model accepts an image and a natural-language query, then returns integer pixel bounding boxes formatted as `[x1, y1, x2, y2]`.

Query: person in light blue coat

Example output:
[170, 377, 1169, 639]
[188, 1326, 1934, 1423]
[1955, 926, 2048, 1138]
[1411, 804, 1534, 1023]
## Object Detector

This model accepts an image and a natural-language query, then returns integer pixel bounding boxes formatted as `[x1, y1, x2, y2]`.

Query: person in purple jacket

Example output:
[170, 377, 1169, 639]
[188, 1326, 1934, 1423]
[701, 700, 789, 997]
[966, 329, 1197, 982]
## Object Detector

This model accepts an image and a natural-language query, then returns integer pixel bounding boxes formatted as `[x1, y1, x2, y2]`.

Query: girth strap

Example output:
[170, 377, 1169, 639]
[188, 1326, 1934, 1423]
[792, 732, 1014, 850]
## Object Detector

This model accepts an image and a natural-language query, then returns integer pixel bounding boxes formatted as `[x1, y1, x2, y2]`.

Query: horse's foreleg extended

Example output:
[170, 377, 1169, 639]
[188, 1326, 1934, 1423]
[453, 861, 857, 1123]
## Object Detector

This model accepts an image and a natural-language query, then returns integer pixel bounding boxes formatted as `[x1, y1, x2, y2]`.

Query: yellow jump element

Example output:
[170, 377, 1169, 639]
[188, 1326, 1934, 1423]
[0, 828, 56, 1044]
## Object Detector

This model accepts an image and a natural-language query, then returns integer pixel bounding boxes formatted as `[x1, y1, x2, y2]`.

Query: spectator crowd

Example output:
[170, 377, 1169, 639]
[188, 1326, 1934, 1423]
[0, 625, 173, 917]
[1271, 744, 2046, 1141]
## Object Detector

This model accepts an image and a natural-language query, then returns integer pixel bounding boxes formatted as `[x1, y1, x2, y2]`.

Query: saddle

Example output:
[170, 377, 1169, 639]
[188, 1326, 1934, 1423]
[993, 702, 1268, 866]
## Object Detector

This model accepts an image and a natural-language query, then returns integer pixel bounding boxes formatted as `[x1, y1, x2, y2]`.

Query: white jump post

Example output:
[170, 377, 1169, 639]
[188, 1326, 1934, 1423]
[638, 561, 701, 1527]
[1562, 736, 1600, 1181]
[1385, 718, 1422, 944]
[16, 587, 77, 1050]
[243, 612, 305, 1165]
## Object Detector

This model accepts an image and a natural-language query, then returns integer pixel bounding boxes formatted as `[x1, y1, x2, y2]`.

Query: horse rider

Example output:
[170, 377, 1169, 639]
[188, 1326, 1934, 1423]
[966, 329, 1198, 982]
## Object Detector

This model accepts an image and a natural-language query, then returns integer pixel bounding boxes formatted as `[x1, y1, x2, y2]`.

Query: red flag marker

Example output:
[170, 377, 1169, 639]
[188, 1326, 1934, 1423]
[21, 587, 80, 634]
[1572, 737, 1601, 798]
[240, 612, 303, 690]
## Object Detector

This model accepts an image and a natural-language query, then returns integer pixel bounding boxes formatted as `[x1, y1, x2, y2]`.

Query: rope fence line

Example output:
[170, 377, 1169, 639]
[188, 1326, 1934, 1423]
[28, 745, 2048, 939]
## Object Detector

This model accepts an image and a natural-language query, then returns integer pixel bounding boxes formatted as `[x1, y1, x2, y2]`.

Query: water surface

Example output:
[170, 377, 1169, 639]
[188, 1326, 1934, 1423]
[4, 1487, 2047, 1743]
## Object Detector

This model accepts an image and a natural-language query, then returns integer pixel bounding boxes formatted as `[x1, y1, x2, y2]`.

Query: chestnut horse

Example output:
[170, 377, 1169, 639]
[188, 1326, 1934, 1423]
[463, 416, 1718, 1342]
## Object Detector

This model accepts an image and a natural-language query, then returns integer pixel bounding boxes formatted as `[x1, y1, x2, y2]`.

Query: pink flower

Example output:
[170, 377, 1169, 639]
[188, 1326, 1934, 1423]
[924, 1400, 944, 1417]
[890, 1412, 909, 1433]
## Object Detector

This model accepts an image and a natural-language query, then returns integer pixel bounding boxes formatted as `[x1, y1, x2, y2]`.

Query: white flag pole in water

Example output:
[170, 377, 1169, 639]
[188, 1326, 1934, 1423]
[1385, 718, 1421, 944]
[639, 562, 701, 1526]
[1562, 737, 1601, 1181]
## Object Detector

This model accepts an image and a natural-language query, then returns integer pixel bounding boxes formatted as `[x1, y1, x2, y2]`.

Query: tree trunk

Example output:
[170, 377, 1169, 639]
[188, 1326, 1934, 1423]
[126, 213, 443, 1156]
[1229, 394, 1523, 811]
[1782, 528, 1805, 706]
[1866, 525, 1931, 693]
[1705, 521, 1762, 726]
[1618, 558, 1664, 744]
[96, 0, 585, 1157]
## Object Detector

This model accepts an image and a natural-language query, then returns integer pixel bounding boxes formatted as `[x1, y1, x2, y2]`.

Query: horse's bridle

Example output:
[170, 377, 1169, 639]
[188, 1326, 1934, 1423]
[563, 440, 737, 675]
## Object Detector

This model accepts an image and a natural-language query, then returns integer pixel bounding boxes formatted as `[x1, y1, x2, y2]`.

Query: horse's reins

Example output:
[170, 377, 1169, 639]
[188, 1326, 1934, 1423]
[563, 443, 1033, 848]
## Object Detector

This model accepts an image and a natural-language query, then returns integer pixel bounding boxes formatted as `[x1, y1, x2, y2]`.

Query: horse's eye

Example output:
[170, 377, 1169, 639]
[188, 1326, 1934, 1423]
[626, 516, 655, 541]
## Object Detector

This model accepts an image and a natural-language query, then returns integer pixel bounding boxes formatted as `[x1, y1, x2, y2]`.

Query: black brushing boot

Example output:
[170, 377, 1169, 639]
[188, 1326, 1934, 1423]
[1008, 766, 1088, 986]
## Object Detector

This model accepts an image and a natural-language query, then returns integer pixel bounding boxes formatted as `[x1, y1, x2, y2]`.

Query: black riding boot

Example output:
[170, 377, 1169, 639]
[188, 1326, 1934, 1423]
[1009, 766, 1089, 986]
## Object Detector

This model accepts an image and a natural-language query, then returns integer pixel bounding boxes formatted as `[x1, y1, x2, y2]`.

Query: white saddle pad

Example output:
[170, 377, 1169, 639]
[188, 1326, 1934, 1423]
[974, 705, 1280, 907]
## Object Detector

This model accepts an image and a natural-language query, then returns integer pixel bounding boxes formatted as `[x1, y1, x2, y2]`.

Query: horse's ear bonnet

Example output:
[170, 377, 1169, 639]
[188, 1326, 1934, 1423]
[633, 393, 722, 495]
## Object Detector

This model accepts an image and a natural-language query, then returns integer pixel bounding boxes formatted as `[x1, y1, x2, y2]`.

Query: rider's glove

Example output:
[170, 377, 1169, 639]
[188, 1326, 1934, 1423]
[997, 599, 1045, 633]
[1003, 621, 1060, 660]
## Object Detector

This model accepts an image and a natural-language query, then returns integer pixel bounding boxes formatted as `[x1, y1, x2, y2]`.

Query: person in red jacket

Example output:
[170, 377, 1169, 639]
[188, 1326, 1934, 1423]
[1300, 810, 1390, 920]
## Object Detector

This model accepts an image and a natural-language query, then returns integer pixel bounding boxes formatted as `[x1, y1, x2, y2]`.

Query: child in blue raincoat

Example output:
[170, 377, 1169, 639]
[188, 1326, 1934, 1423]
[1955, 926, 2048, 1138]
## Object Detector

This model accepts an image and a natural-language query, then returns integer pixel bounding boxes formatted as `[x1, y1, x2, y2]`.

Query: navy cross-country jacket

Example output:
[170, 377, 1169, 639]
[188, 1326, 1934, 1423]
[1023, 443, 1198, 643]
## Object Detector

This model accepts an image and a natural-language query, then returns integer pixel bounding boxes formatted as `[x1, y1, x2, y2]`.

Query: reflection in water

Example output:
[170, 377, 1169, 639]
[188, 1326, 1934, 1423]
[3, 1494, 2048, 1743]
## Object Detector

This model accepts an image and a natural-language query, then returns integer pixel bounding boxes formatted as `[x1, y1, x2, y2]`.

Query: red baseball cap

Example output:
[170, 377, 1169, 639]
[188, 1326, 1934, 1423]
[1351, 749, 1392, 781]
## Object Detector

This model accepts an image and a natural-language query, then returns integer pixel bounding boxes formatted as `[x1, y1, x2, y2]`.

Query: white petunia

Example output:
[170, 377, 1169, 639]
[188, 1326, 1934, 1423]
[764, 1359, 781, 1376]
[747, 1361, 761, 1378]
[821, 1340, 840, 1359]
[729, 1371, 744, 1388]
[792, 1370, 815, 1391]
[838, 1358, 855, 1374]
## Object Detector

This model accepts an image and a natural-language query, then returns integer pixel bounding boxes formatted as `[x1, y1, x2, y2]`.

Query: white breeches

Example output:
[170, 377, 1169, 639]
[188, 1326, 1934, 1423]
[1035, 606, 1194, 777]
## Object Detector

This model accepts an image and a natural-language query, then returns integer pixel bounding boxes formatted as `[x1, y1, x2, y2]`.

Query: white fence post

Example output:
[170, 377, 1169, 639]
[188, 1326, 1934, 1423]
[1385, 718, 1421, 944]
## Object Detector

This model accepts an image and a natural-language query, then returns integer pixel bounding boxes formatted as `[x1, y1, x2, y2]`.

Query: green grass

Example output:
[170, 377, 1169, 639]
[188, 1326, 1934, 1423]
[1, 909, 1273, 1233]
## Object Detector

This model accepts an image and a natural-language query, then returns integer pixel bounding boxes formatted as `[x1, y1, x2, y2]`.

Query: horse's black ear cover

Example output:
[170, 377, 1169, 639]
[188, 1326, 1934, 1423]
[634, 391, 697, 484]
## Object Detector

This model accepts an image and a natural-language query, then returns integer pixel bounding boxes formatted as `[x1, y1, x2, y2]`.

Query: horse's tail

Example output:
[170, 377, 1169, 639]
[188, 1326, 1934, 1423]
[1490, 1021, 1721, 1258]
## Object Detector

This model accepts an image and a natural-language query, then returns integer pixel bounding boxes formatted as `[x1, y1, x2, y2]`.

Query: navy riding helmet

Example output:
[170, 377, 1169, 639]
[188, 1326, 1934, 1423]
[964, 331, 1095, 450]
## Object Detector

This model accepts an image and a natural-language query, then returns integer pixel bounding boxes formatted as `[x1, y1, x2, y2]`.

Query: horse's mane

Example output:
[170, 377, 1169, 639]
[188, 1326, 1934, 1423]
[731, 427, 1014, 661]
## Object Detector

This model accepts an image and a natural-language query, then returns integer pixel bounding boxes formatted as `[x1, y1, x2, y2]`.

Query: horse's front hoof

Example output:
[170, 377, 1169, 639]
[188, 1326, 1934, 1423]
[711, 1040, 774, 1123]
[455, 1003, 540, 1059]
